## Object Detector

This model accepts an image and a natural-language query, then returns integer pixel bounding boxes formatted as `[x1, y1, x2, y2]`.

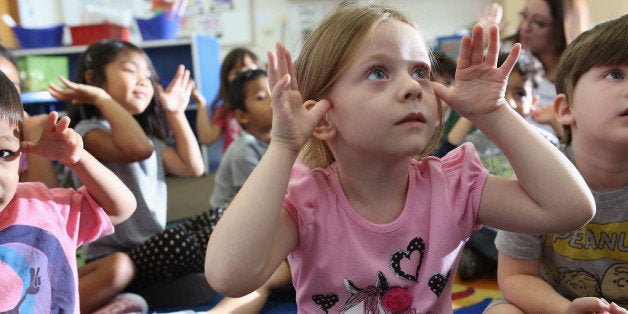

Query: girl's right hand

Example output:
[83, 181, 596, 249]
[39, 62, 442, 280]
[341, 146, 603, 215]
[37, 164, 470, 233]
[267, 42, 331, 154]
[48, 76, 110, 105]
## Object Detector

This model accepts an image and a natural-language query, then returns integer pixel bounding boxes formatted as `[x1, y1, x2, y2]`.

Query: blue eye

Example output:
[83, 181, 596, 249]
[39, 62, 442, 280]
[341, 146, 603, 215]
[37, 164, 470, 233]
[604, 70, 624, 80]
[367, 68, 387, 80]
[412, 68, 428, 80]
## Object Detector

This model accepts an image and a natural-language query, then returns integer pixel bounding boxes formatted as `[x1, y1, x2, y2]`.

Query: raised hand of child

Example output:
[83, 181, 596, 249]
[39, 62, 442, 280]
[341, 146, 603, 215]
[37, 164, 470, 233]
[191, 88, 206, 108]
[267, 42, 331, 153]
[433, 24, 521, 120]
[158, 64, 194, 114]
[21, 111, 83, 165]
[48, 76, 110, 105]
[530, 105, 557, 125]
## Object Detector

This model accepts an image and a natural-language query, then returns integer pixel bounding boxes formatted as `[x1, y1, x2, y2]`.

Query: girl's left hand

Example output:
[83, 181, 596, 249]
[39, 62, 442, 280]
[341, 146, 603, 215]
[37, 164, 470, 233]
[158, 64, 195, 114]
[21, 111, 83, 165]
[433, 24, 521, 120]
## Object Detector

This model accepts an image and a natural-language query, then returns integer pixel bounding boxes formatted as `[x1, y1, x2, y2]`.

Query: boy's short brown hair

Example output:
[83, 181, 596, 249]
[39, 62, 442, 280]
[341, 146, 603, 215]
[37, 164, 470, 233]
[0, 70, 24, 140]
[555, 14, 628, 143]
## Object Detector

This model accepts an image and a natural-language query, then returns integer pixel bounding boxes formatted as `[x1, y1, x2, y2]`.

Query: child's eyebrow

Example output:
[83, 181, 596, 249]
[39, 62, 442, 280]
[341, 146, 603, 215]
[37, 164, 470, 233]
[0, 135, 20, 146]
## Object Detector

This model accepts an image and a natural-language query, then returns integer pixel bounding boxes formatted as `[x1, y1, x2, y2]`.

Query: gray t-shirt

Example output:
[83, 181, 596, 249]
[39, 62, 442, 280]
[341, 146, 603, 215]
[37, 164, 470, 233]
[73, 118, 167, 261]
[209, 130, 268, 209]
[495, 145, 628, 306]
[465, 126, 558, 178]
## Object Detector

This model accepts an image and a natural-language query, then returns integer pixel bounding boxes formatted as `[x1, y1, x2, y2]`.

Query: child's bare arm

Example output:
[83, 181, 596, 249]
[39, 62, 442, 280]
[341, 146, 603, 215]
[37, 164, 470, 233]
[193, 89, 223, 146]
[446, 116, 474, 145]
[158, 65, 204, 177]
[21, 112, 135, 224]
[497, 253, 619, 313]
[433, 24, 594, 234]
[205, 42, 331, 296]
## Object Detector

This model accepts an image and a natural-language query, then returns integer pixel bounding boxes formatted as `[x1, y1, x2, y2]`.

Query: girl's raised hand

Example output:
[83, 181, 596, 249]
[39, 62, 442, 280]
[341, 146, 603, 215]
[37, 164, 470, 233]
[21, 111, 83, 165]
[48, 76, 110, 105]
[433, 24, 521, 120]
[158, 64, 195, 114]
[267, 42, 331, 153]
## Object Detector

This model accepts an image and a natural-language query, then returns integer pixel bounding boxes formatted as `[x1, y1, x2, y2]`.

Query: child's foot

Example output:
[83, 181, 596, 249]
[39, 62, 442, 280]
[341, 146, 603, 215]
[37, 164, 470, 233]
[91, 293, 149, 314]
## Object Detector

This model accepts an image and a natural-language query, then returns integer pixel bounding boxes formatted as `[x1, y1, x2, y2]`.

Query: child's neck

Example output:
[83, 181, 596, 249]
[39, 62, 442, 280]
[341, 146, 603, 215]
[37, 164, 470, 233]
[335, 158, 411, 224]
[571, 139, 628, 193]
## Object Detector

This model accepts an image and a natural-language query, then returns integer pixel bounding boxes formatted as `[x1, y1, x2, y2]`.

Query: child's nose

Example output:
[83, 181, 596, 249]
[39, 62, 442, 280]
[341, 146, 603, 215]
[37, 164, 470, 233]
[398, 76, 422, 102]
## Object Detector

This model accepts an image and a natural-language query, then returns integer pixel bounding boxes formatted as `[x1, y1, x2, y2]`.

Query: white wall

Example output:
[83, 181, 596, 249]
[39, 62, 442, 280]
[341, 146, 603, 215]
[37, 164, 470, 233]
[17, 0, 628, 60]
[248, 0, 493, 60]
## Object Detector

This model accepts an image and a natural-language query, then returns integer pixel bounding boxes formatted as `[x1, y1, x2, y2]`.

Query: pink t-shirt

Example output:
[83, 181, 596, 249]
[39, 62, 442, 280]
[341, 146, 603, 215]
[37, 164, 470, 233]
[213, 106, 242, 152]
[0, 182, 114, 313]
[284, 143, 488, 313]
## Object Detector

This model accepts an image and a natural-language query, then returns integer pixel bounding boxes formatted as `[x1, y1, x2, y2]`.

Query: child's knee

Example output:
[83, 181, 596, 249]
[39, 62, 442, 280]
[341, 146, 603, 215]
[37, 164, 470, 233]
[84, 252, 136, 288]
[109, 252, 136, 283]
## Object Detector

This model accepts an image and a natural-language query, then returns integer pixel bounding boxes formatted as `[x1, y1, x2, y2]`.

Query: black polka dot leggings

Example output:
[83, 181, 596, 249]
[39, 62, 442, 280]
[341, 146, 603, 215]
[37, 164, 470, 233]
[126, 207, 226, 289]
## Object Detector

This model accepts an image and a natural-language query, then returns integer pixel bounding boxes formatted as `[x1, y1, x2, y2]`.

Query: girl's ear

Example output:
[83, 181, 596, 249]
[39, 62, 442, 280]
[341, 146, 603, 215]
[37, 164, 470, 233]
[234, 108, 249, 127]
[307, 100, 336, 141]
[554, 93, 575, 125]
[84, 69, 94, 84]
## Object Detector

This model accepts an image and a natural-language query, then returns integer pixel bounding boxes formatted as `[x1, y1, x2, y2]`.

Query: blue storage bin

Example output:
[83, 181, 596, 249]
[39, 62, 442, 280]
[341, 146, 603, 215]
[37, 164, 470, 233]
[13, 25, 64, 49]
[136, 11, 181, 40]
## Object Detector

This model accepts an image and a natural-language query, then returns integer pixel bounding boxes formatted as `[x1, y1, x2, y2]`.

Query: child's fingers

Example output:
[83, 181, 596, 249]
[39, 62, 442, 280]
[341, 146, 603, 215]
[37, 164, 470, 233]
[267, 49, 280, 88]
[20, 140, 36, 154]
[55, 115, 71, 133]
[179, 66, 190, 86]
[456, 35, 472, 69]
[484, 25, 500, 67]
[43, 111, 59, 133]
[276, 42, 289, 79]
[185, 78, 195, 95]
[470, 24, 484, 65]
[307, 99, 332, 124]
[284, 48, 298, 91]
[270, 74, 291, 106]
[58, 76, 77, 88]
[499, 43, 521, 76]
[431, 81, 452, 109]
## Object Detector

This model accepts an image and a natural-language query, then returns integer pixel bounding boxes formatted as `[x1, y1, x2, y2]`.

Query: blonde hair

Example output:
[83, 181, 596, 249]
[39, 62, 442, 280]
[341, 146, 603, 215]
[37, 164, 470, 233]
[295, 2, 442, 169]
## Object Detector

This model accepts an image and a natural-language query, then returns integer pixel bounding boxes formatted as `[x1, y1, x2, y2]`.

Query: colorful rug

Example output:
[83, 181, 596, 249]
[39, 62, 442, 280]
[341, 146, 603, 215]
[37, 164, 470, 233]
[452, 275, 502, 314]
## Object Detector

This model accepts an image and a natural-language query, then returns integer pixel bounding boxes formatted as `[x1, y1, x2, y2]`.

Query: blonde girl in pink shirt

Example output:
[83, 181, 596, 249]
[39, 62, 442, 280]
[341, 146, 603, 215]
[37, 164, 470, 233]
[206, 3, 597, 313]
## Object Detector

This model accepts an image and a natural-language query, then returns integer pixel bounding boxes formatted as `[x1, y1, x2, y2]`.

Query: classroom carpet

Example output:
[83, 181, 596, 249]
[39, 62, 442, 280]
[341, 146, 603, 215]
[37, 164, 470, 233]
[150, 274, 502, 313]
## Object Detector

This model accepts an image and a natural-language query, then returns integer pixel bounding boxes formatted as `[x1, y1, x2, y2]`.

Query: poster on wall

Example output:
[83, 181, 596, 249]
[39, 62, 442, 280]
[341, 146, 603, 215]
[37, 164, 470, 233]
[178, 0, 253, 46]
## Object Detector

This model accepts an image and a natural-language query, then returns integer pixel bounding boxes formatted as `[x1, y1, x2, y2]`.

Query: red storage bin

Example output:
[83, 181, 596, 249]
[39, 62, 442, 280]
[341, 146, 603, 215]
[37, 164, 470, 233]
[70, 23, 130, 46]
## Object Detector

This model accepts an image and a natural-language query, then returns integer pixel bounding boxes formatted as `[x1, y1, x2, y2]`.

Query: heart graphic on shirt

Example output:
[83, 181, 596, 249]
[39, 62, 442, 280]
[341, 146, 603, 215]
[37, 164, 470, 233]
[389, 237, 425, 282]
[428, 270, 451, 296]
[312, 293, 339, 313]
